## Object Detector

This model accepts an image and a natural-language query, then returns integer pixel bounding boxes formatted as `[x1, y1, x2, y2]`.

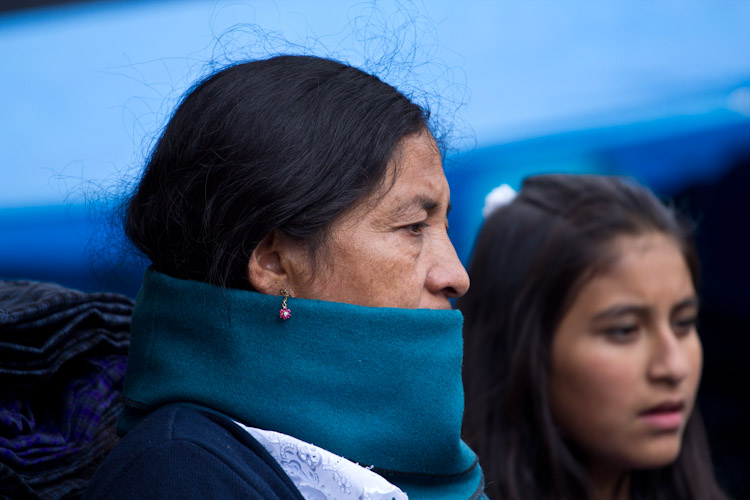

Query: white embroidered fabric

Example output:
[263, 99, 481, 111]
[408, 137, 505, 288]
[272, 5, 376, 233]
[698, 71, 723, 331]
[233, 421, 409, 500]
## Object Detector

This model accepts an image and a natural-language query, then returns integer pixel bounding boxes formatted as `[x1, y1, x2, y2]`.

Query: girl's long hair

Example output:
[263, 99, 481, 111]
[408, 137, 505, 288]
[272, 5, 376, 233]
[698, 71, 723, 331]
[459, 174, 727, 499]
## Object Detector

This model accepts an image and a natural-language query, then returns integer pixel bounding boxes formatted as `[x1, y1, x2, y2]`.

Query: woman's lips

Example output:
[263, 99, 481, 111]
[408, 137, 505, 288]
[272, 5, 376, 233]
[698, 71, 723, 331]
[639, 401, 685, 430]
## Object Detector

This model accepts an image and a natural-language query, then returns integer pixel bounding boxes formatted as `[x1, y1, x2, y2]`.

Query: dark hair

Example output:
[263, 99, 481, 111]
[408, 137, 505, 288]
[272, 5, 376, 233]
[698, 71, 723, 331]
[125, 55, 429, 289]
[459, 174, 726, 500]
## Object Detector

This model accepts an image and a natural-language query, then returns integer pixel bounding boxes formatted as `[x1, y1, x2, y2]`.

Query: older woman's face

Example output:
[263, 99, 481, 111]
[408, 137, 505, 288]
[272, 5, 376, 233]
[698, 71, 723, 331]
[549, 233, 702, 472]
[287, 131, 469, 309]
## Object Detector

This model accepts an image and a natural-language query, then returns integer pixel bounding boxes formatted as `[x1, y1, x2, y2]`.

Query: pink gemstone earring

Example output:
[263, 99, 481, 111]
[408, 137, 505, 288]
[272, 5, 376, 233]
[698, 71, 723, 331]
[279, 289, 291, 320]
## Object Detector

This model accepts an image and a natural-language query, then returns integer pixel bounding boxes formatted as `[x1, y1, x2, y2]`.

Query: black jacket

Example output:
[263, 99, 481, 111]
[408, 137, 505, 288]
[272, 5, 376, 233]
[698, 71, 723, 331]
[83, 406, 304, 500]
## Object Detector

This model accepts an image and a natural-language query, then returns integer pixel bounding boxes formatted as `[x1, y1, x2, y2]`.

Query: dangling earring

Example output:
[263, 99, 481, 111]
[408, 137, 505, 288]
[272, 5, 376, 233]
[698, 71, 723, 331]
[279, 289, 292, 320]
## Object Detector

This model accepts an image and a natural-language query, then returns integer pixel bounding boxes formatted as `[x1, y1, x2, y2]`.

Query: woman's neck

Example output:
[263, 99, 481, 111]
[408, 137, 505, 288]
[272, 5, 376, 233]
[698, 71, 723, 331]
[589, 463, 630, 500]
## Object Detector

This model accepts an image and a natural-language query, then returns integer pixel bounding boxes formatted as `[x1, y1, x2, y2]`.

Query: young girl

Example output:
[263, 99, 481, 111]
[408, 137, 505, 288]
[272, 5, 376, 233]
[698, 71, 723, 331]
[459, 174, 726, 500]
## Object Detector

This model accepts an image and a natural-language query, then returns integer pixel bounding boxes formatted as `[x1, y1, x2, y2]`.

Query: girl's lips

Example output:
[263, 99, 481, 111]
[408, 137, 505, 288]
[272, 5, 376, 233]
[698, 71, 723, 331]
[639, 401, 685, 430]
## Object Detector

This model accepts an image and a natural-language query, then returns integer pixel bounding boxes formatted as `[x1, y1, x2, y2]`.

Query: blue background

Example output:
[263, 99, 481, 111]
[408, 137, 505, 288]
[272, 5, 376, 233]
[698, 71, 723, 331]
[3, 1, 750, 292]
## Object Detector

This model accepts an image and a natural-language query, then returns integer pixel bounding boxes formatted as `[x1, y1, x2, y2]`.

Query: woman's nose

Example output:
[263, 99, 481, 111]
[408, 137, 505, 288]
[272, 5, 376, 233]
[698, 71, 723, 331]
[427, 233, 470, 299]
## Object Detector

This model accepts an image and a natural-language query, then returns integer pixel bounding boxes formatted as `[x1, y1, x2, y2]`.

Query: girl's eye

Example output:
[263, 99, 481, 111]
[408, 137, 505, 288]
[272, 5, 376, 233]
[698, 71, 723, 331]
[672, 317, 697, 337]
[602, 325, 639, 342]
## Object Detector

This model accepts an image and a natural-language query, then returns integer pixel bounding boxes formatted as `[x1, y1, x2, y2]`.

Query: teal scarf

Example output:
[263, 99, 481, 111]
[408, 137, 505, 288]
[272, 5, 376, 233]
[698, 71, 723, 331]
[121, 269, 484, 499]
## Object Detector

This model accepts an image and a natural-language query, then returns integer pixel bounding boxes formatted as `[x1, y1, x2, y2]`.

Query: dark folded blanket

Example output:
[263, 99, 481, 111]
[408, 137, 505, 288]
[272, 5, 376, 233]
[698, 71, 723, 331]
[1, 280, 132, 499]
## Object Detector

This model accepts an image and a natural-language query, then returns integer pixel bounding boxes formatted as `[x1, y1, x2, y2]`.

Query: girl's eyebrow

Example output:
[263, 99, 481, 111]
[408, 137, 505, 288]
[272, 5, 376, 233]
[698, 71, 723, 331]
[592, 304, 650, 322]
[671, 296, 699, 315]
[591, 295, 699, 322]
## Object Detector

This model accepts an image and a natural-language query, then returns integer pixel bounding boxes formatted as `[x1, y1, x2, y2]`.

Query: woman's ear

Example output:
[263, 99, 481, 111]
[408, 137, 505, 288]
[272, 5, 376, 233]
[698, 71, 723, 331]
[247, 231, 308, 295]
[247, 231, 285, 294]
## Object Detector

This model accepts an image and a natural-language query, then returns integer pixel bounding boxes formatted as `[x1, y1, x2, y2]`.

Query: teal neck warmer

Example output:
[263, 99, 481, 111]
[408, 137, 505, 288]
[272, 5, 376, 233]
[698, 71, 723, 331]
[121, 269, 484, 499]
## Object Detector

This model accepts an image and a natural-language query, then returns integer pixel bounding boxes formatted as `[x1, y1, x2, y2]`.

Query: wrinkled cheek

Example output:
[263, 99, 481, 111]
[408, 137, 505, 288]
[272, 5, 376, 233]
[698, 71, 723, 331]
[357, 261, 421, 308]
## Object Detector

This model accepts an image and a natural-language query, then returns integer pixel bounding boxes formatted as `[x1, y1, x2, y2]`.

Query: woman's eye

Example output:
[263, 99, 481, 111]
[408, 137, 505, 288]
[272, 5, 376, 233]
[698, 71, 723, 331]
[672, 317, 697, 337]
[404, 222, 427, 235]
[602, 325, 639, 342]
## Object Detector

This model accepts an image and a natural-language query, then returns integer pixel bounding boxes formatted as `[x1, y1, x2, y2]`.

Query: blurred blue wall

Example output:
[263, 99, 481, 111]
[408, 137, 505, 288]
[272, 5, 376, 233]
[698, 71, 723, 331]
[2, 0, 749, 296]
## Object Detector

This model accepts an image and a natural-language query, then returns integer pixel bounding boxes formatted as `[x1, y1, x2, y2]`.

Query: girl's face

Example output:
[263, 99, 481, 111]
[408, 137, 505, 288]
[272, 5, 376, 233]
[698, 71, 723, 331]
[549, 232, 702, 472]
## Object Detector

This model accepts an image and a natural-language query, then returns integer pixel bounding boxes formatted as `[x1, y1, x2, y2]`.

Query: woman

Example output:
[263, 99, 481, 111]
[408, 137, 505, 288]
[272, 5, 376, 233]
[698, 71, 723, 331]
[84, 55, 485, 499]
[459, 174, 726, 500]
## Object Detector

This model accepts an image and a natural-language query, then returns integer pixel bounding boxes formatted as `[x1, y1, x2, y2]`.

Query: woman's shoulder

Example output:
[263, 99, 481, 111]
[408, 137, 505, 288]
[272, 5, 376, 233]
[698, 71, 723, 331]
[83, 405, 304, 500]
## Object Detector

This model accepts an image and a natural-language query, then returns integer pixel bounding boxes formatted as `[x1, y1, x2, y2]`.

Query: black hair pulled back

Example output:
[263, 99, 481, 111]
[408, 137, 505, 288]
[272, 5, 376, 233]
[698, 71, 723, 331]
[125, 55, 428, 289]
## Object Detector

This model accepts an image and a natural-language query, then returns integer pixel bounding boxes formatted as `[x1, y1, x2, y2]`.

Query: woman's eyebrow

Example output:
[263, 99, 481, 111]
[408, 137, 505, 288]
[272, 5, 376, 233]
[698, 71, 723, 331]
[391, 195, 443, 218]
